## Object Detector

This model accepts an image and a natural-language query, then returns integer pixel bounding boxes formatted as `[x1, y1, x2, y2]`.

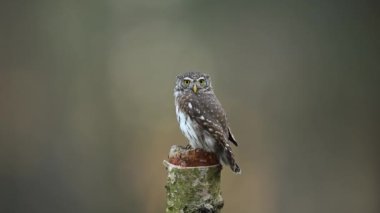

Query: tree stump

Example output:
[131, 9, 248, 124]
[163, 145, 224, 213]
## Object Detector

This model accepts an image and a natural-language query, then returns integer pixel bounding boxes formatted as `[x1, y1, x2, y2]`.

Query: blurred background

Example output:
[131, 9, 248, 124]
[1, 0, 379, 212]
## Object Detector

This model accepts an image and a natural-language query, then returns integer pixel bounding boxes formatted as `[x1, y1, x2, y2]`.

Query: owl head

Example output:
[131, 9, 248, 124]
[175, 72, 213, 94]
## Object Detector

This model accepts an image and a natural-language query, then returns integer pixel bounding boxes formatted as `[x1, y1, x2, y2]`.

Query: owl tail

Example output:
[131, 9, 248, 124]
[229, 158, 241, 174]
[219, 144, 241, 174]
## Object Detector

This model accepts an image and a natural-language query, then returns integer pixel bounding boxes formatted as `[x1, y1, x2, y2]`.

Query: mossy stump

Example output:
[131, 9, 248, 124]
[163, 145, 224, 213]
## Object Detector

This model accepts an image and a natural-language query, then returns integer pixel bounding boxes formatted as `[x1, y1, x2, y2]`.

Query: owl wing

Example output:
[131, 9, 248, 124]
[183, 93, 238, 146]
[203, 94, 238, 146]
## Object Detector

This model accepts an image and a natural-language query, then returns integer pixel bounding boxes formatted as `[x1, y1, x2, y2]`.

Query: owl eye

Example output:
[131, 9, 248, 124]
[183, 79, 191, 86]
[199, 79, 206, 87]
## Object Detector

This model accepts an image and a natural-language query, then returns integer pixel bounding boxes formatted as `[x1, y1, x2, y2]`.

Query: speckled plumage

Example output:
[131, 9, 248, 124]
[174, 72, 241, 174]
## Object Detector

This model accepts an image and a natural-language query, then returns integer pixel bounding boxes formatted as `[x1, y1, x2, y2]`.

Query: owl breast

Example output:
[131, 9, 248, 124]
[175, 105, 216, 152]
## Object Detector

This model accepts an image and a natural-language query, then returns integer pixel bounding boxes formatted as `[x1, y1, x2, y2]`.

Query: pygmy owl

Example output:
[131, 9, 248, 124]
[174, 72, 241, 174]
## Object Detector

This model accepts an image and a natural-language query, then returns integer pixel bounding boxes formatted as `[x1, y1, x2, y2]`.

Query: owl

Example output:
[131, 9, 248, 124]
[174, 72, 241, 174]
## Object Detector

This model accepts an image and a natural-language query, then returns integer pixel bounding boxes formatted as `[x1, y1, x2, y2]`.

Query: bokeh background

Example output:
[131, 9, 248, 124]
[1, 1, 379, 212]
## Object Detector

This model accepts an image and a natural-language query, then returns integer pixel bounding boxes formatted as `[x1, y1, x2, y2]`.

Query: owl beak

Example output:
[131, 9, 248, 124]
[192, 84, 198, 93]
